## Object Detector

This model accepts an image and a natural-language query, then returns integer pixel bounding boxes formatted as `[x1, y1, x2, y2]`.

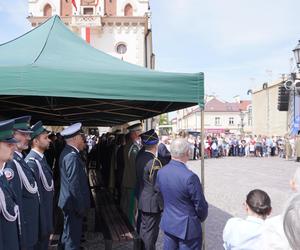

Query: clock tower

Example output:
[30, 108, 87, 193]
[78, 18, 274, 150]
[27, 0, 154, 68]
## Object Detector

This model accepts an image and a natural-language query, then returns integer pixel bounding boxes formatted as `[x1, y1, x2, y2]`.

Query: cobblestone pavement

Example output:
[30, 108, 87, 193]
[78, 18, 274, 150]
[62, 157, 299, 250]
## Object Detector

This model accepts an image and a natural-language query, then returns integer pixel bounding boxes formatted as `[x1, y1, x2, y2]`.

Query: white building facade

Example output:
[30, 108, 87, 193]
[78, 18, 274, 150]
[176, 97, 252, 135]
[28, 0, 154, 68]
[252, 80, 288, 136]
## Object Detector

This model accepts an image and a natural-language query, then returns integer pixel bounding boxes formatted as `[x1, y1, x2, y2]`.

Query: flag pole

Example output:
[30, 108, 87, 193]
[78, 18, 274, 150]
[200, 107, 205, 250]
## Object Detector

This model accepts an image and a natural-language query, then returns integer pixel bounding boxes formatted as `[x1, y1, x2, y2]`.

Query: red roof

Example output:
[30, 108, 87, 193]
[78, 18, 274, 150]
[204, 98, 251, 112]
[239, 100, 251, 111]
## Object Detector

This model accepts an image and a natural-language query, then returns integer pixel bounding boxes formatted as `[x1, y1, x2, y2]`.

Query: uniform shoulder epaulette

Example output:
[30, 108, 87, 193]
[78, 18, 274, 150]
[26, 157, 36, 163]
[149, 157, 162, 181]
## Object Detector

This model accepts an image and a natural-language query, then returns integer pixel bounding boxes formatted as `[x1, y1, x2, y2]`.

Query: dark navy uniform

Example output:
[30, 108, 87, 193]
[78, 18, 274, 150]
[26, 150, 54, 250]
[58, 123, 90, 250]
[25, 121, 54, 249]
[136, 129, 162, 250]
[5, 151, 40, 249]
[139, 157, 163, 250]
[4, 116, 40, 250]
[0, 119, 21, 250]
[0, 171, 20, 250]
[157, 143, 171, 166]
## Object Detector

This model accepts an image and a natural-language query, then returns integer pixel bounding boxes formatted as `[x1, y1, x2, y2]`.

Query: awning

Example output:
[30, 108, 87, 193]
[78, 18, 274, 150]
[0, 15, 204, 126]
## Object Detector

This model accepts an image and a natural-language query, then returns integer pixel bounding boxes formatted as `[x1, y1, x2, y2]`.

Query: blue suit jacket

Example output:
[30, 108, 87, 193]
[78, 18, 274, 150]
[156, 160, 208, 240]
[58, 145, 90, 215]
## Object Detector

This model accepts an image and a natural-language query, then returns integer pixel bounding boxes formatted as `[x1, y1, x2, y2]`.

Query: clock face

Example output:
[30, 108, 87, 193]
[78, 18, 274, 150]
[116, 43, 127, 54]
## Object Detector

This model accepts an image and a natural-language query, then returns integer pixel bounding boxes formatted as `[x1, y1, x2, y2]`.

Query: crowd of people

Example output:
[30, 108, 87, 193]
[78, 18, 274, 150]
[1, 115, 299, 250]
[187, 133, 300, 160]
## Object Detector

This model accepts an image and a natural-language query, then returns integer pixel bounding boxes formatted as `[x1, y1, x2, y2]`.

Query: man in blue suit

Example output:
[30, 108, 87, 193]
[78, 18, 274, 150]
[58, 123, 90, 250]
[156, 138, 208, 250]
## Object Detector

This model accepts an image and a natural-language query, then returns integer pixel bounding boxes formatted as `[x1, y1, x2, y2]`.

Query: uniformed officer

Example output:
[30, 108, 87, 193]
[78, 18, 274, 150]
[121, 122, 142, 226]
[5, 116, 40, 250]
[25, 121, 54, 250]
[0, 119, 21, 250]
[58, 123, 90, 250]
[138, 129, 163, 250]
[157, 135, 171, 166]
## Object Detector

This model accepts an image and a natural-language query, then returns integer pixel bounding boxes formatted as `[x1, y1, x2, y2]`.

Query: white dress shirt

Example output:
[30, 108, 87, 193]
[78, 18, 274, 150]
[14, 151, 23, 158]
[32, 149, 44, 159]
[261, 215, 291, 250]
[223, 216, 265, 250]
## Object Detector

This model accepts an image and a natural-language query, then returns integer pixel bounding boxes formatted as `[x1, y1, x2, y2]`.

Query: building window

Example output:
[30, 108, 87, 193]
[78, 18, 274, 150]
[43, 3, 52, 17]
[229, 117, 234, 125]
[248, 117, 252, 126]
[248, 105, 252, 114]
[116, 43, 127, 54]
[83, 7, 94, 15]
[124, 3, 133, 16]
[215, 117, 220, 126]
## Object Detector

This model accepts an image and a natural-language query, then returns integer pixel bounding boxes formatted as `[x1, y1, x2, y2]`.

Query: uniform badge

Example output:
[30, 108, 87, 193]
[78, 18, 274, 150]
[4, 168, 14, 181]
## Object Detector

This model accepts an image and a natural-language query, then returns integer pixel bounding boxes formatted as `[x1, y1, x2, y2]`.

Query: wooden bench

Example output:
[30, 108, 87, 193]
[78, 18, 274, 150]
[89, 170, 141, 250]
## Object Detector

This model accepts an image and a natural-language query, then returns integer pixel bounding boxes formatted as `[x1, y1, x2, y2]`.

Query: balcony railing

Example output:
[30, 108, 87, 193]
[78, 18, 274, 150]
[72, 15, 101, 27]
[27, 15, 101, 27]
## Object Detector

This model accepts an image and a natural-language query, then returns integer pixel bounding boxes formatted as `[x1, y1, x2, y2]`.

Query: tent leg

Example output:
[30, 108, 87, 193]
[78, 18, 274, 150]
[200, 108, 206, 250]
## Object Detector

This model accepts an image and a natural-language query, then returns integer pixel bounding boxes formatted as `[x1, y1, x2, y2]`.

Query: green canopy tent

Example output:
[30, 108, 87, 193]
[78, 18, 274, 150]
[0, 15, 204, 126]
[0, 15, 206, 248]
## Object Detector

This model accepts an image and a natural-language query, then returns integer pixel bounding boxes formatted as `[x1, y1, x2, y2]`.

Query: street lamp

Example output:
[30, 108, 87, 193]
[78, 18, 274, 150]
[282, 40, 300, 135]
[293, 40, 300, 69]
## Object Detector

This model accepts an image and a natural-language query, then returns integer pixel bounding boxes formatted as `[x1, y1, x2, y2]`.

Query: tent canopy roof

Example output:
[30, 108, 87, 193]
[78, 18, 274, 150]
[0, 15, 204, 126]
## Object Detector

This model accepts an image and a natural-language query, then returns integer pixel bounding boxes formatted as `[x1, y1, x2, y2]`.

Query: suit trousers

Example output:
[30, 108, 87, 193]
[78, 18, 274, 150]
[61, 210, 83, 250]
[163, 232, 202, 250]
[140, 212, 161, 250]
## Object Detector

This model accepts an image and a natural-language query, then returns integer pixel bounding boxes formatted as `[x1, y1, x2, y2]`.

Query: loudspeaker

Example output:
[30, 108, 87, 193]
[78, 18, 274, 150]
[277, 85, 289, 111]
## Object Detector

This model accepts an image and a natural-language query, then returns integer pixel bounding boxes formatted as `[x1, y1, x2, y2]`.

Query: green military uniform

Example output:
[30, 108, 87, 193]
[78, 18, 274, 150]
[121, 140, 140, 225]
[120, 122, 142, 225]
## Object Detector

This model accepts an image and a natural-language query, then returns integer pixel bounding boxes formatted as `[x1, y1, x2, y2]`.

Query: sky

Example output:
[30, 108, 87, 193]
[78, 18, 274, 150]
[1, 0, 300, 101]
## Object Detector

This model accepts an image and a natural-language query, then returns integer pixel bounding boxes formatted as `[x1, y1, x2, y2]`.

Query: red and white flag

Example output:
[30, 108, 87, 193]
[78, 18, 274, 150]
[72, 0, 77, 11]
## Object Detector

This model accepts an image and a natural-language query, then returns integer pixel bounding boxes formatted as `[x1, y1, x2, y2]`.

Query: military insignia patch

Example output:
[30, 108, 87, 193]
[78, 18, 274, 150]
[4, 168, 14, 181]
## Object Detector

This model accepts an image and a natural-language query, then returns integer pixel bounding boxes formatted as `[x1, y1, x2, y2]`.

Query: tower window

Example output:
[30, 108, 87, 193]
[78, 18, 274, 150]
[83, 7, 94, 15]
[43, 3, 52, 17]
[116, 43, 127, 54]
[124, 3, 133, 16]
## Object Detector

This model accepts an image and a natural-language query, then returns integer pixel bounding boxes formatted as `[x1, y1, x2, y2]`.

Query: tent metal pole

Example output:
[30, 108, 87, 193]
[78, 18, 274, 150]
[200, 107, 206, 250]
